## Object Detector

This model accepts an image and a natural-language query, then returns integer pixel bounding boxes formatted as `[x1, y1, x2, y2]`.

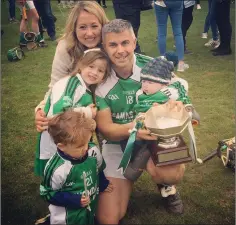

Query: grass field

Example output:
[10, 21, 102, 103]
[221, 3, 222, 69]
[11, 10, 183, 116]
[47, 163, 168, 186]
[1, 1, 235, 224]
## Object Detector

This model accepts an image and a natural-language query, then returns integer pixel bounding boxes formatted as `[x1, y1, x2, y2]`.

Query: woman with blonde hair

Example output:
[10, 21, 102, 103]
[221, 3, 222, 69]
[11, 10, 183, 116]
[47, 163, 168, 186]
[35, 1, 109, 129]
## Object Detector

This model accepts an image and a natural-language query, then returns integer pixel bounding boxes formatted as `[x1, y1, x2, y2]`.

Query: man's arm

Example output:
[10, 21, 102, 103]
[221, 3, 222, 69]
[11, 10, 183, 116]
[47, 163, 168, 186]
[96, 108, 134, 142]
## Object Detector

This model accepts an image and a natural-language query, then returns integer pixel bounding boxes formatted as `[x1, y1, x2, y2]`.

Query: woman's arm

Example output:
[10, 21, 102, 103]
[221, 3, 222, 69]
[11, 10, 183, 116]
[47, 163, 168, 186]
[34, 40, 72, 113]
[50, 39, 72, 89]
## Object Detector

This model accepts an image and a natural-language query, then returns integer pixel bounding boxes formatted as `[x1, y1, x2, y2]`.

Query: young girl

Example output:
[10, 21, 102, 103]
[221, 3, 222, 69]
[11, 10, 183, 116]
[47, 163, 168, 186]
[35, 48, 111, 176]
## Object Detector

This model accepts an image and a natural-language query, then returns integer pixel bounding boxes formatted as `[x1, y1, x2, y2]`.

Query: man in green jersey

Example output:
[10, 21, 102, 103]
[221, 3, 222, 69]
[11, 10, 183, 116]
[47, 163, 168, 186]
[95, 19, 186, 224]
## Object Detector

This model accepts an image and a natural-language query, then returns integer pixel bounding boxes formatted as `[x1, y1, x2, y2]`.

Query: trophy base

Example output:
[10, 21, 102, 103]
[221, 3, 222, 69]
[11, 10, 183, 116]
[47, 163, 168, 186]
[148, 136, 192, 166]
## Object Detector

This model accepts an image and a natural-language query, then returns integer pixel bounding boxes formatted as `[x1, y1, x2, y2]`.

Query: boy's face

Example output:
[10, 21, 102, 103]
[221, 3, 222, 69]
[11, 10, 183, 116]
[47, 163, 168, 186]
[58, 133, 92, 159]
[103, 30, 136, 70]
[141, 80, 166, 95]
[81, 59, 107, 86]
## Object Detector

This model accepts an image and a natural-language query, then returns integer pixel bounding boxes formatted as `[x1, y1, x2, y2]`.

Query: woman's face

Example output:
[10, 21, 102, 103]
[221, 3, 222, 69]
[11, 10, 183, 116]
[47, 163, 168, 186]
[76, 10, 102, 49]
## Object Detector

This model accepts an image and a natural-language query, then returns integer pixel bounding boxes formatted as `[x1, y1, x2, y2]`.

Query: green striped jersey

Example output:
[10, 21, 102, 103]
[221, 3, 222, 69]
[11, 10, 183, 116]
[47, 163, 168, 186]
[40, 143, 105, 225]
[134, 80, 191, 113]
[96, 54, 153, 124]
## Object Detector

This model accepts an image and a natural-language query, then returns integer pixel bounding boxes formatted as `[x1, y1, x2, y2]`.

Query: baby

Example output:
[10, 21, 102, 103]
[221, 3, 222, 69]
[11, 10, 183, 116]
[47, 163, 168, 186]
[134, 56, 193, 114]
[120, 56, 199, 183]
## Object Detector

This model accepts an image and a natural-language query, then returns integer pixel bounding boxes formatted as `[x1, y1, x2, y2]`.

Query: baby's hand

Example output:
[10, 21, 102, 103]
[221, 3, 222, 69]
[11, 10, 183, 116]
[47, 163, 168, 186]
[80, 195, 90, 207]
[152, 102, 159, 107]
[104, 181, 114, 193]
[88, 104, 97, 119]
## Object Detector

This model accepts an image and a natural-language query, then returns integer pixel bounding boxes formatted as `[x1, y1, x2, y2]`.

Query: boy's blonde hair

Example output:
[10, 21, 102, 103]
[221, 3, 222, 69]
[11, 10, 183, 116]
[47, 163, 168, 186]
[60, 1, 109, 70]
[48, 110, 96, 146]
[72, 49, 111, 83]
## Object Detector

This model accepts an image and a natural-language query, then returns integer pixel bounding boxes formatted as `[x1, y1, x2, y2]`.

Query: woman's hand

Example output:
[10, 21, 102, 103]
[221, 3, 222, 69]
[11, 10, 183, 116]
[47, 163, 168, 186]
[80, 195, 90, 207]
[35, 109, 49, 132]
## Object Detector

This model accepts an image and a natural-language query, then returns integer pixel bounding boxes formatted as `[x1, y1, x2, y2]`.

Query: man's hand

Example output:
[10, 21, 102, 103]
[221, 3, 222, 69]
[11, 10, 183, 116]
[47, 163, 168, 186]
[136, 128, 158, 141]
[35, 109, 49, 132]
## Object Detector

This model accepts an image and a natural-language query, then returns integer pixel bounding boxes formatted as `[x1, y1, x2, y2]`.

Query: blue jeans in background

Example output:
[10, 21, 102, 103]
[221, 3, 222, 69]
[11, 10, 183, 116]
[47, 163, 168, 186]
[8, 0, 16, 18]
[34, 0, 56, 38]
[154, 3, 184, 61]
[203, 0, 218, 41]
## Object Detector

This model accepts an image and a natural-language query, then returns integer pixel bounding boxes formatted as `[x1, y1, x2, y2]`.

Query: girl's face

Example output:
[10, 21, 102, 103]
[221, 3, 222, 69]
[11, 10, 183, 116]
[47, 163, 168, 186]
[76, 11, 102, 49]
[80, 59, 107, 86]
[141, 80, 166, 95]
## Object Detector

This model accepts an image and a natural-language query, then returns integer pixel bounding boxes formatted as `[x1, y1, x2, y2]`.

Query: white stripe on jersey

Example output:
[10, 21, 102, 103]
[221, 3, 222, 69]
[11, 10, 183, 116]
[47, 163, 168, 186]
[49, 204, 67, 225]
[136, 89, 144, 103]
[88, 146, 103, 169]
[51, 161, 73, 190]
[160, 87, 179, 100]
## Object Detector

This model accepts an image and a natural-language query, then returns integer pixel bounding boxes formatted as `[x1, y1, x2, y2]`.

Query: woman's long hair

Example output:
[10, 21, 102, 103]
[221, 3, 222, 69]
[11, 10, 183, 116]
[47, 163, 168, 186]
[59, 1, 109, 71]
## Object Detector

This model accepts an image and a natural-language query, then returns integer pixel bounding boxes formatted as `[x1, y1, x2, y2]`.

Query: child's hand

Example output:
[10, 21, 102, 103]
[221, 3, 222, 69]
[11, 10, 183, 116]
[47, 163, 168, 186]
[88, 104, 97, 119]
[80, 195, 90, 207]
[152, 102, 159, 107]
[104, 181, 114, 193]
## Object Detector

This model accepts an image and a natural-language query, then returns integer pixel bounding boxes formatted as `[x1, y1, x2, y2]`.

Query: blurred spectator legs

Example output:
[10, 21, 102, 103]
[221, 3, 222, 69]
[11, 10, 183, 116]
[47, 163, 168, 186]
[34, 0, 56, 41]
[213, 0, 232, 56]
[112, 0, 142, 53]
[182, 5, 194, 54]
[8, 0, 18, 23]
[96, 0, 107, 8]
[196, 0, 201, 9]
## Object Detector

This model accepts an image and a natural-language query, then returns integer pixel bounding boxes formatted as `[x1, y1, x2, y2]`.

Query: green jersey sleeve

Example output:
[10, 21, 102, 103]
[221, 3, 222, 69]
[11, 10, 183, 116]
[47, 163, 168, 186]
[96, 95, 109, 111]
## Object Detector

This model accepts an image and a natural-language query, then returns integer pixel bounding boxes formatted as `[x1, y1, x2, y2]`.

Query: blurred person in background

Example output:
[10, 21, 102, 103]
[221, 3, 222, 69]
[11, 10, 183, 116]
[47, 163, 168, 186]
[212, 0, 232, 56]
[16, 0, 47, 47]
[34, 0, 56, 41]
[8, 0, 18, 23]
[112, 0, 143, 53]
[96, 0, 107, 8]
[196, 0, 201, 9]
[182, 0, 195, 54]
[201, 0, 220, 49]
[154, 0, 189, 72]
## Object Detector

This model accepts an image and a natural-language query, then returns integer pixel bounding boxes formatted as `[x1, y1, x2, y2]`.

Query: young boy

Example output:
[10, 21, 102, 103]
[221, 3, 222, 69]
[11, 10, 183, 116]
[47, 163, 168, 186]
[40, 110, 113, 225]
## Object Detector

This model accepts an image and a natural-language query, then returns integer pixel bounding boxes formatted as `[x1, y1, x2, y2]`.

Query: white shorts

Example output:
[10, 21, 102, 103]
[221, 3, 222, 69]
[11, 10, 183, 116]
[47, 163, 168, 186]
[102, 143, 126, 179]
[17, 1, 35, 11]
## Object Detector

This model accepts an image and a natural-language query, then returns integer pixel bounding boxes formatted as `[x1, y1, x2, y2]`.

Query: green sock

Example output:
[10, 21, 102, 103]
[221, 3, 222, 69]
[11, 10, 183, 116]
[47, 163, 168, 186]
[36, 32, 44, 43]
[19, 32, 27, 45]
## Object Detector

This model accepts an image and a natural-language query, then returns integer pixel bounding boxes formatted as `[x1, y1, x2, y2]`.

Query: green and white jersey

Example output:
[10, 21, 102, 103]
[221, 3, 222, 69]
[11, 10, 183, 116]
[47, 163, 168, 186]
[35, 74, 96, 176]
[46, 73, 95, 117]
[134, 79, 191, 113]
[96, 54, 152, 125]
[40, 143, 105, 225]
